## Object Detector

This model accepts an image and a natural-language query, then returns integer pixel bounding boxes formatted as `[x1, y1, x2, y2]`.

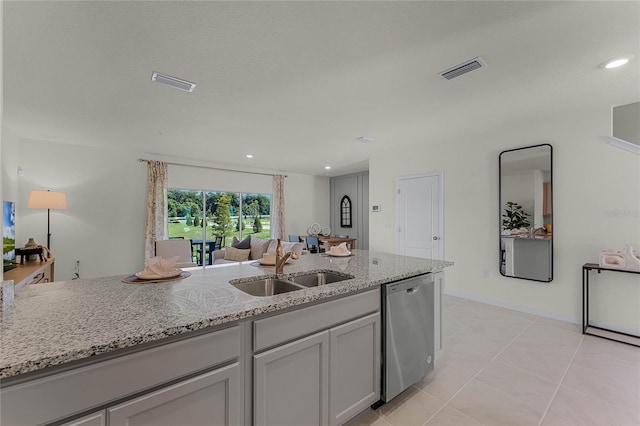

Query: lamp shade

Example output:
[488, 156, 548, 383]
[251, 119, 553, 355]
[26, 190, 68, 210]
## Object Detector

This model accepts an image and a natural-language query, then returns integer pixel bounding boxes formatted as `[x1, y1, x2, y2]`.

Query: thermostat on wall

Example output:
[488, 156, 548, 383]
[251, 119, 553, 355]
[371, 205, 381, 212]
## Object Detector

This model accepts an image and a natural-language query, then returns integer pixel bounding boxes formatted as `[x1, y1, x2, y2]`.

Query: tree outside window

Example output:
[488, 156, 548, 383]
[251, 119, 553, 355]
[167, 189, 271, 247]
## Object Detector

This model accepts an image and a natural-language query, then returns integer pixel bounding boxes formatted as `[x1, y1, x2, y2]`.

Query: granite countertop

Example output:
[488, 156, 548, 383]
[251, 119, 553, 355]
[0, 250, 452, 379]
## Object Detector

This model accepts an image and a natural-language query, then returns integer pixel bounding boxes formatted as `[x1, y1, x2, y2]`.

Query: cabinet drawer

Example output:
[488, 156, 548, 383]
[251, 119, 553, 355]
[30, 272, 46, 284]
[108, 363, 240, 426]
[60, 411, 106, 426]
[1, 325, 240, 426]
[254, 288, 379, 352]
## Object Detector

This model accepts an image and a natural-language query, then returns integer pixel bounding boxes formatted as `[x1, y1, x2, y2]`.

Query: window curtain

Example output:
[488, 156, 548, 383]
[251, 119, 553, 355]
[144, 161, 168, 261]
[271, 175, 286, 241]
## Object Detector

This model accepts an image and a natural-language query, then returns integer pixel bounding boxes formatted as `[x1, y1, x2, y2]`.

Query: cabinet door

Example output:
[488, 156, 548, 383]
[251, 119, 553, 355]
[61, 411, 106, 426]
[108, 363, 239, 426]
[254, 331, 329, 426]
[329, 313, 380, 426]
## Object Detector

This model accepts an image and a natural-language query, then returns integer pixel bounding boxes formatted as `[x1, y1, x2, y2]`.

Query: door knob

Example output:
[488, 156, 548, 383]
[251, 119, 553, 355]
[433, 236, 440, 240]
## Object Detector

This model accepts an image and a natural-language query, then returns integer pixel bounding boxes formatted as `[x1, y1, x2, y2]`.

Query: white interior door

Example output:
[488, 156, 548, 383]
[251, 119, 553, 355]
[396, 172, 444, 360]
[396, 173, 442, 260]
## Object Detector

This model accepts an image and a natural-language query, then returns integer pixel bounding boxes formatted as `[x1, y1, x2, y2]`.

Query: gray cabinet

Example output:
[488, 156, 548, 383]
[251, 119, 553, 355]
[3, 290, 381, 426]
[108, 363, 240, 426]
[1, 325, 242, 426]
[329, 313, 380, 426]
[253, 302, 381, 426]
[254, 332, 330, 426]
[252, 289, 381, 426]
[61, 411, 106, 426]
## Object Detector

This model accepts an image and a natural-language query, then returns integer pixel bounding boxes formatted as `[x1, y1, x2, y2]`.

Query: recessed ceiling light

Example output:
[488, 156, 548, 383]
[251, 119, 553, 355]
[324, 165, 331, 170]
[151, 71, 196, 92]
[246, 154, 254, 158]
[601, 55, 634, 69]
[356, 136, 375, 143]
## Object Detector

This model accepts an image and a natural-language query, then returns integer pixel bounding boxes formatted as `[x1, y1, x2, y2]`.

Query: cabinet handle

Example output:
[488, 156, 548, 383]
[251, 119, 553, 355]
[30, 272, 45, 284]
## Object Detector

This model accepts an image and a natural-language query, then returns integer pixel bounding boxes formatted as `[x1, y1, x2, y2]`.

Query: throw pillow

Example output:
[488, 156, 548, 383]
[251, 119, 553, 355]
[231, 235, 252, 250]
[223, 247, 251, 262]
[250, 236, 273, 260]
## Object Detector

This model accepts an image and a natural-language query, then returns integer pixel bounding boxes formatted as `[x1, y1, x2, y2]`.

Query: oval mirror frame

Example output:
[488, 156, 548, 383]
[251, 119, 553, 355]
[499, 144, 553, 282]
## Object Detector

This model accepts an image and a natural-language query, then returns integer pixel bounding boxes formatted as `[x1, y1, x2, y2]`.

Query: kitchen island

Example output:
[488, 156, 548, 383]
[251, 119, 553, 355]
[1, 250, 452, 426]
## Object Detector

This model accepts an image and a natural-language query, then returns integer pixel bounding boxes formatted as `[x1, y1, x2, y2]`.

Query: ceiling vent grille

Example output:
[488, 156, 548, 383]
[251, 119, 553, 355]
[439, 57, 487, 81]
[151, 71, 196, 92]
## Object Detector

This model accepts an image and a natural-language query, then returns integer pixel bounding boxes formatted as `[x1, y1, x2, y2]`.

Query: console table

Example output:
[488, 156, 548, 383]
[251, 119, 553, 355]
[582, 263, 640, 347]
[3, 258, 55, 292]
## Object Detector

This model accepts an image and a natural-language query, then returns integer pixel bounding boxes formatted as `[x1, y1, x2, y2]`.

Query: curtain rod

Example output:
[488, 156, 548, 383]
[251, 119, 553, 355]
[138, 158, 287, 178]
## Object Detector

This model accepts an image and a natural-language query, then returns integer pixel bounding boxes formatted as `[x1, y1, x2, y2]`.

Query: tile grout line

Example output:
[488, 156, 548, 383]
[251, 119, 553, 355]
[553, 367, 640, 416]
[573, 341, 640, 387]
[419, 316, 540, 426]
[487, 342, 567, 384]
[536, 333, 585, 426]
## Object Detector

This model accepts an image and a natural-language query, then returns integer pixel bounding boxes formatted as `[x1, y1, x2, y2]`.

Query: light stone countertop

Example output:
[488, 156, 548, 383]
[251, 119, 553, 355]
[0, 250, 452, 379]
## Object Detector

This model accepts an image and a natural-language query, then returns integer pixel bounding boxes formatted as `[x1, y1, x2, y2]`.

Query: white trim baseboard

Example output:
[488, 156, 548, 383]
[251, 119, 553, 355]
[444, 289, 640, 336]
[443, 289, 580, 325]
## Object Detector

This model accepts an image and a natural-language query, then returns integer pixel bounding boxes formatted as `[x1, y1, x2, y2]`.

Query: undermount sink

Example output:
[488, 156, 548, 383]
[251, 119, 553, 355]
[231, 278, 304, 297]
[231, 271, 354, 297]
[287, 271, 354, 287]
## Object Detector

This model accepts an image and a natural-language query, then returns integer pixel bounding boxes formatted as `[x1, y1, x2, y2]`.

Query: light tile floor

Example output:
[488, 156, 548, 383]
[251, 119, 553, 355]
[346, 295, 640, 426]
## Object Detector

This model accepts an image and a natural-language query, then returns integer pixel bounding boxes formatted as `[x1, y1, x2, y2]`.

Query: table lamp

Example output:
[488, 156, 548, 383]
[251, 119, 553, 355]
[26, 190, 68, 255]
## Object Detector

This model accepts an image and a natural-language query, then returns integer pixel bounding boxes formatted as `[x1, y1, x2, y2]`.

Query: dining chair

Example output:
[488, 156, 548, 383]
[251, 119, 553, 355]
[155, 239, 197, 268]
[214, 236, 223, 250]
[196, 236, 224, 265]
[305, 236, 325, 254]
[288, 235, 301, 242]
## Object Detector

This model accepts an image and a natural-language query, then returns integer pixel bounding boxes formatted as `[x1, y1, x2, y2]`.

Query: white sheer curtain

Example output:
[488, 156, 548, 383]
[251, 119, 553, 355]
[271, 175, 286, 241]
[144, 161, 168, 261]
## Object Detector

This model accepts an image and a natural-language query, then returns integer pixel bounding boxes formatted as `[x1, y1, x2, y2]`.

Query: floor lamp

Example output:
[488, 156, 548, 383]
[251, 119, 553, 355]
[26, 190, 68, 256]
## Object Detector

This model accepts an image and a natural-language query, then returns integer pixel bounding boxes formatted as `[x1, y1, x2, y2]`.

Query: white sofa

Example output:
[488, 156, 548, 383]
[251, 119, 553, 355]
[211, 236, 305, 265]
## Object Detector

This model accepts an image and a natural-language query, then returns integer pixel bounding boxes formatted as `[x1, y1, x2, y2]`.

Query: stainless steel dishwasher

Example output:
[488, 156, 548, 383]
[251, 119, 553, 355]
[379, 273, 435, 404]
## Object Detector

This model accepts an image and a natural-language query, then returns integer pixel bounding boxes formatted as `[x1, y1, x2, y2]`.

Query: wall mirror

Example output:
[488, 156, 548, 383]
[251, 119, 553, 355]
[499, 144, 553, 282]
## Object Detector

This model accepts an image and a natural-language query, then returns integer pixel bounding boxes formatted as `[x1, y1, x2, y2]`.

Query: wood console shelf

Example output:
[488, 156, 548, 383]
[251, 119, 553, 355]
[4, 257, 55, 292]
[582, 263, 640, 347]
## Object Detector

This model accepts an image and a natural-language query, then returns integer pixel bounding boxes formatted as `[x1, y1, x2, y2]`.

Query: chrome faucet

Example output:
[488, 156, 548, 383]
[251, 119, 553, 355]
[275, 239, 292, 274]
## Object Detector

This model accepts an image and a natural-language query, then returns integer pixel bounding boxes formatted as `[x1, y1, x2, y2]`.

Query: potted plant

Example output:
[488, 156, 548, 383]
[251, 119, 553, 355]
[502, 201, 531, 230]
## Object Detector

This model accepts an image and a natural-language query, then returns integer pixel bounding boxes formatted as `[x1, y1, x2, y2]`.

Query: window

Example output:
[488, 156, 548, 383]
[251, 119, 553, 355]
[340, 195, 352, 228]
[168, 189, 271, 263]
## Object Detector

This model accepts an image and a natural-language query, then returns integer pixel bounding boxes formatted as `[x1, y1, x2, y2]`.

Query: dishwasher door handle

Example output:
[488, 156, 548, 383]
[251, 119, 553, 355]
[407, 287, 419, 293]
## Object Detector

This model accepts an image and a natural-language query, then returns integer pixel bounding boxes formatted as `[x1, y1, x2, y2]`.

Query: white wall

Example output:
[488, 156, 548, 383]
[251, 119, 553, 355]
[12, 139, 329, 280]
[2, 127, 19, 203]
[369, 107, 640, 332]
[1, 127, 20, 281]
[17, 138, 147, 280]
[285, 172, 330, 237]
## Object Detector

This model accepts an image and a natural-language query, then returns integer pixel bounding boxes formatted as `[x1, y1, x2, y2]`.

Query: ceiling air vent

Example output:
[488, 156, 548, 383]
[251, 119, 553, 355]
[151, 71, 196, 92]
[439, 57, 487, 81]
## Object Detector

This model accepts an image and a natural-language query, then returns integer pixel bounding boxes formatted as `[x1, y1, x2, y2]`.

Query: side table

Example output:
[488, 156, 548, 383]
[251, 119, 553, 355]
[582, 263, 640, 347]
[3, 257, 55, 292]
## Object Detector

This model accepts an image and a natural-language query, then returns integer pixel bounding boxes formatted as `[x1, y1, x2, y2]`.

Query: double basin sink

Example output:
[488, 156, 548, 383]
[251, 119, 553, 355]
[231, 271, 354, 297]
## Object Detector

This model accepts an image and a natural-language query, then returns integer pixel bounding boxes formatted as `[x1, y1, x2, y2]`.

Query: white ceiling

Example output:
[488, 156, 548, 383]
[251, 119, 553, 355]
[4, 1, 639, 176]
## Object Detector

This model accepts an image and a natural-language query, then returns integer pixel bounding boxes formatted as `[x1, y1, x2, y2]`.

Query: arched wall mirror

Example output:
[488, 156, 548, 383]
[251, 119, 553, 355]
[499, 144, 553, 282]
